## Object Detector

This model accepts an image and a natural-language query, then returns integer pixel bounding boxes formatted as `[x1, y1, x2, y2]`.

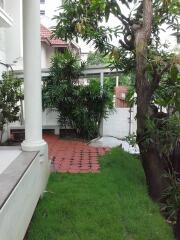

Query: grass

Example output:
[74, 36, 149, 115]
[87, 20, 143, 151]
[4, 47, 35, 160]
[28, 148, 174, 240]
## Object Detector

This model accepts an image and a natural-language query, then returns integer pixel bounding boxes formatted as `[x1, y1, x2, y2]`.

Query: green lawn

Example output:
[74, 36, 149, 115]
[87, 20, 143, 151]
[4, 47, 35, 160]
[28, 148, 174, 240]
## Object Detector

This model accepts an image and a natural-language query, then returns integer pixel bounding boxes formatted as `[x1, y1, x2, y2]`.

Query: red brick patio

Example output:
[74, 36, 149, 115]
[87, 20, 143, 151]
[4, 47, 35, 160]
[44, 134, 110, 173]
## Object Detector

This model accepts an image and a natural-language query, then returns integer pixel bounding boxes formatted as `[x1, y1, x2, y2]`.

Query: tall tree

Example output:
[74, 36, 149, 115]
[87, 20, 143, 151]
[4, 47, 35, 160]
[53, 0, 180, 201]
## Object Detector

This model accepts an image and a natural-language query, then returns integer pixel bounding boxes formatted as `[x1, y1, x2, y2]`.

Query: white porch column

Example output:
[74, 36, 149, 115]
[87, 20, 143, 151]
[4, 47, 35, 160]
[116, 76, 119, 87]
[100, 71, 104, 89]
[22, 0, 46, 152]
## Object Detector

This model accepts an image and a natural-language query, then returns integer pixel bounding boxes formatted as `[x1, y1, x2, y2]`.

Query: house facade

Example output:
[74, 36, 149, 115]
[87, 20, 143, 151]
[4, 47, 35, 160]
[0, 0, 80, 73]
[40, 0, 62, 20]
[0, 0, 80, 143]
[40, 24, 80, 69]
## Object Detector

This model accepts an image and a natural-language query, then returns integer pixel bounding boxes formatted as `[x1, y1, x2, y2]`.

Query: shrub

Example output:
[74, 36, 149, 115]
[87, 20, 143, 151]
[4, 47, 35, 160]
[43, 50, 113, 139]
[161, 171, 180, 224]
[0, 71, 23, 142]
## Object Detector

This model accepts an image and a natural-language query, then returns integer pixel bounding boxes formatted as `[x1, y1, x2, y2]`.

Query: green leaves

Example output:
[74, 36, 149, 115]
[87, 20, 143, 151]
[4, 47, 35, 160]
[86, 51, 110, 65]
[42, 51, 113, 139]
[145, 115, 180, 156]
[170, 65, 179, 81]
[53, 0, 179, 70]
[161, 170, 180, 223]
[49, 50, 85, 85]
[0, 72, 23, 132]
[154, 64, 180, 110]
[53, 0, 132, 54]
[105, 3, 110, 22]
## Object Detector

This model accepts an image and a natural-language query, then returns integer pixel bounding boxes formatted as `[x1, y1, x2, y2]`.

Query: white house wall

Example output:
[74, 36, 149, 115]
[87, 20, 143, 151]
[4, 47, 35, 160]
[46, 45, 54, 68]
[41, 43, 47, 69]
[4, 0, 22, 65]
[42, 109, 59, 126]
[4, 0, 59, 70]
[1, 125, 9, 143]
[0, 28, 6, 77]
[40, 0, 62, 20]
[41, 43, 54, 69]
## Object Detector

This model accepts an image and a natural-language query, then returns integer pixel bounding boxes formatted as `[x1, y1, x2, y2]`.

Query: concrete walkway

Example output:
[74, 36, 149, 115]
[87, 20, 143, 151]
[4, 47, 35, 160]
[44, 134, 110, 173]
[89, 136, 139, 154]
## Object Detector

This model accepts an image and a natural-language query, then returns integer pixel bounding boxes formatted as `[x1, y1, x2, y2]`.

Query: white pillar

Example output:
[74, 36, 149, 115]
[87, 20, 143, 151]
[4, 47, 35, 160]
[22, 0, 46, 152]
[116, 76, 119, 87]
[100, 72, 104, 89]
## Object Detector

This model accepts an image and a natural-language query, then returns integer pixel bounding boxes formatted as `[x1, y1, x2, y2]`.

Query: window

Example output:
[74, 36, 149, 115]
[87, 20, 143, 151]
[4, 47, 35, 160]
[40, 0, 45, 3]
[40, 10, 45, 15]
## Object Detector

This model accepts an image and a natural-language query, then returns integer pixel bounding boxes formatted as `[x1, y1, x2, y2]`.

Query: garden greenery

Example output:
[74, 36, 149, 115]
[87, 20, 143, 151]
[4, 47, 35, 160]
[43, 50, 113, 139]
[50, 0, 180, 231]
[0, 71, 23, 142]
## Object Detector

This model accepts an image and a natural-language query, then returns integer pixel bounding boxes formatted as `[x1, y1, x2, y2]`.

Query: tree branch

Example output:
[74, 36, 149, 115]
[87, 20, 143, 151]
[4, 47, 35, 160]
[119, 39, 132, 50]
[150, 62, 171, 94]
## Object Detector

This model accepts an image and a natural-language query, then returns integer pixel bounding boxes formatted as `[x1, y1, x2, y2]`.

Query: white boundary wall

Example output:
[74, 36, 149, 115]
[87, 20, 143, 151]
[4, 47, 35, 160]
[100, 107, 137, 139]
[6, 107, 137, 142]
[7, 109, 60, 140]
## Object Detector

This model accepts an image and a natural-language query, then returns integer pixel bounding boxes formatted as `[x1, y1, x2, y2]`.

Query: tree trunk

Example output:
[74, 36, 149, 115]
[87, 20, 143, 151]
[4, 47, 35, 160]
[135, 0, 165, 201]
[0, 129, 3, 144]
[140, 145, 166, 200]
[171, 141, 180, 237]
[172, 141, 180, 180]
[176, 207, 180, 240]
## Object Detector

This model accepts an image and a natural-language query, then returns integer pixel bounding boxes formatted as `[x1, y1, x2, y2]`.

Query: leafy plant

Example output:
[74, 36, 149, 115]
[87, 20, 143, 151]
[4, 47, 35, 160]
[86, 51, 110, 66]
[0, 71, 23, 142]
[125, 133, 137, 147]
[144, 115, 180, 157]
[43, 50, 113, 139]
[50, 50, 85, 85]
[161, 170, 180, 224]
[154, 64, 180, 112]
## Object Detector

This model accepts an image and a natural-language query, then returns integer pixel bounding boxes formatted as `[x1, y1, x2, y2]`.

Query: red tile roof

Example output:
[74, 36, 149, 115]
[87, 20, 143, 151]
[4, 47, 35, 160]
[40, 24, 68, 47]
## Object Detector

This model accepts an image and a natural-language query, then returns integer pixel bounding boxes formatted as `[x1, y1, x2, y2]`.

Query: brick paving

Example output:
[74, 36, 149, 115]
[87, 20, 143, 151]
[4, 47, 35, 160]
[44, 134, 110, 173]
